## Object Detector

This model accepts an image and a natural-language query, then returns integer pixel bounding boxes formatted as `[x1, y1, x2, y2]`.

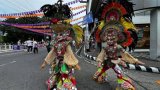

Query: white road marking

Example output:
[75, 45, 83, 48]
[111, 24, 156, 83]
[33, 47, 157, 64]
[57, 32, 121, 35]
[0, 52, 24, 57]
[0, 64, 7, 67]
[10, 60, 16, 63]
[0, 60, 16, 67]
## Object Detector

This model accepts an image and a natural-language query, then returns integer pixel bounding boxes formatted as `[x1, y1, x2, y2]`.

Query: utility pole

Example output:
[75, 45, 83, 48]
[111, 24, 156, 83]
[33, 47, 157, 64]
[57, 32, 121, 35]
[85, 0, 92, 52]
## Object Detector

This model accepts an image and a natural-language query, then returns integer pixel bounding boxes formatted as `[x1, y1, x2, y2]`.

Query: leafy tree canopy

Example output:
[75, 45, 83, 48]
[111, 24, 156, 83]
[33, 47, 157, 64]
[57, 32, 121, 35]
[0, 16, 49, 44]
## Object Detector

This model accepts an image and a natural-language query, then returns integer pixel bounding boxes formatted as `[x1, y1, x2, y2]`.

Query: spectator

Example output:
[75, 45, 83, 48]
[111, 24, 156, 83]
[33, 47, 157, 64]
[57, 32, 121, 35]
[26, 38, 33, 53]
[45, 40, 51, 53]
[24, 41, 27, 49]
[17, 40, 21, 50]
[33, 39, 38, 54]
[72, 40, 76, 51]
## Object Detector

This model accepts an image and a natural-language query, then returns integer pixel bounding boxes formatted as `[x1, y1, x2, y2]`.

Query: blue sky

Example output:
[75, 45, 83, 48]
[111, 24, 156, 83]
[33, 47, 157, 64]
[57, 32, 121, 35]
[0, 0, 86, 24]
[0, 0, 53, 14]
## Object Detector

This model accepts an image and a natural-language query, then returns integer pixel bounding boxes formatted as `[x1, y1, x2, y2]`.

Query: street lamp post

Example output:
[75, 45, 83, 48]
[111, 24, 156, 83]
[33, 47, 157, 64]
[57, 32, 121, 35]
[80, 0, 92, 52]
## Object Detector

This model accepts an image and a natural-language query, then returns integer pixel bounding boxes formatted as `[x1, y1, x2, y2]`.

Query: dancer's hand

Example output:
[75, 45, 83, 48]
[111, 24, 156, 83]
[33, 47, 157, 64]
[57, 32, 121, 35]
[51, 63, 56, 68]
[40, 61, 46, 70]
[97, 62, 102, 67]
[135, 60, 145, 65]
[75, 64, 81, 70]
[119, 60, 127, 67]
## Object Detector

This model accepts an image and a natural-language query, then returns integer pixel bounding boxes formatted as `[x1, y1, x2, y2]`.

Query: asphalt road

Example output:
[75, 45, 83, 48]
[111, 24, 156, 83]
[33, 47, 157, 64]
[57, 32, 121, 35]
[0, 48, 160, 90]
[0, 48, 48, 90]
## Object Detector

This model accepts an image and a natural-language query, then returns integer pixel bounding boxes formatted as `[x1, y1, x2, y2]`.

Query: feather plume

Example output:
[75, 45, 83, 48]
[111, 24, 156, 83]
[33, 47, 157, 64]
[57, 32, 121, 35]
[71, 25, 84, 46]
[95, 20, 105, 42]
[120, 17, 136, 31]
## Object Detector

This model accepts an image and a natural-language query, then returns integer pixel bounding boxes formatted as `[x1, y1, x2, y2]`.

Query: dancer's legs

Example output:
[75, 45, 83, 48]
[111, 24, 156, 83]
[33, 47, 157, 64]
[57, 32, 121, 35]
[112, 65, 135, 90]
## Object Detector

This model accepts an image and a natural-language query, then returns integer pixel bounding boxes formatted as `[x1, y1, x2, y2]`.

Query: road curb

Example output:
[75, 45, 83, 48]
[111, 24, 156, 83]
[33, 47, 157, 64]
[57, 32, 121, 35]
[0, 49, 26, 53]
[84, 53, 160, 74]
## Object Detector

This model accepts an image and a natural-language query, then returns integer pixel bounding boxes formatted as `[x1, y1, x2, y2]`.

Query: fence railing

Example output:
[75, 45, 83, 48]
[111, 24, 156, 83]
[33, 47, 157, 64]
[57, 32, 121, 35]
[0, 43, 45, 51]
[0, 44, 13, 51]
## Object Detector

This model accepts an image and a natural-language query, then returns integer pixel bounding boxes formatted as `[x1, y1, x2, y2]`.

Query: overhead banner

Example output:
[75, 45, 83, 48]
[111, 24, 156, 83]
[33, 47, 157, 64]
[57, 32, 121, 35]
[70, 5, 86, 10]
[0, 15, 85, 26]
[0, 0, 86, 18]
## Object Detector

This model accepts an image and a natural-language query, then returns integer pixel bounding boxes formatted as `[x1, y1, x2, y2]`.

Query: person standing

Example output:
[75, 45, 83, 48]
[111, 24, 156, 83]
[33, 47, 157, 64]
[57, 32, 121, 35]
[17, 40, 21, 50]
[26, 38, 33, 53]
[45, 40, 51, 53]
[72, 40, 76, 51]
[33, 39, 38, 54]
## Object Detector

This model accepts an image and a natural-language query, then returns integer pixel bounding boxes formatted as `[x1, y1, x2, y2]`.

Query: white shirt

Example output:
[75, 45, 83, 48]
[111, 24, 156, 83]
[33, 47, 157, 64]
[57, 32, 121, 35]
[26, 40, 33, 46]
[17, 40, 21, 45]
[72, 40, 75, 46]
[33, 41, 38, 48]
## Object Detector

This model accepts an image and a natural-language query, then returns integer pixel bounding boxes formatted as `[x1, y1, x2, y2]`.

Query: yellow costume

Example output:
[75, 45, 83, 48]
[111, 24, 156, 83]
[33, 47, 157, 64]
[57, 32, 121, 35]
[40, 0, 83, 89]
[93, 0, 143, 90]
[44, 45, 78, 66]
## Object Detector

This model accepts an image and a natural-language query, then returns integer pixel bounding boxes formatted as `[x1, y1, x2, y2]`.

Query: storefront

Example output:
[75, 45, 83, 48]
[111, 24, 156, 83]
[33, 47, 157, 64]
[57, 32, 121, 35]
[136, 24, 150, 49]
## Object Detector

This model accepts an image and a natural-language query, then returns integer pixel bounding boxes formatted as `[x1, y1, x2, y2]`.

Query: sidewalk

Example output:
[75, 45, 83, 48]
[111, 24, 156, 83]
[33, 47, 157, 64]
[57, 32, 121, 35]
[0, 49, 26, 53]
[130, 49, 160, 68]
[81, 48, 160, 90]
[87, 49, 160, 68]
